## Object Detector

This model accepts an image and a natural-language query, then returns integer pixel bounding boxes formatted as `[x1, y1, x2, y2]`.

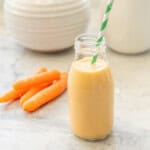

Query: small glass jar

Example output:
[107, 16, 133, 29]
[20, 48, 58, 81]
[68, 33, 114, 140]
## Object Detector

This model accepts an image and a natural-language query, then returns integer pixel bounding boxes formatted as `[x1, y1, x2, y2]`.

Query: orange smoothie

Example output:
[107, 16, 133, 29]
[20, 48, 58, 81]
[68, 57, 114, 140]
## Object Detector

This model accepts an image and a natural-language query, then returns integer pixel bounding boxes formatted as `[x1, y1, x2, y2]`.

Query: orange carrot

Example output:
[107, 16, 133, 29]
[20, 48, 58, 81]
[36, 67, 48, 74]
[22, 72, 68, 112]
[20, 67, 49, 105]
[20, 83, 50, 105]
[13, 70, 60, 90]
[0, 88, 28, 103]
[0, 67, 48, 103]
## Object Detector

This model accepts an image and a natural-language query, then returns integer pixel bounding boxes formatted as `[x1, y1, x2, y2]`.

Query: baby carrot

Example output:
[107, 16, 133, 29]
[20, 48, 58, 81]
[20, 83, 50, 105]
[13, 70, 60, 90]
[20, 67, 49, 105]
[0, 67, 48, 103]
[0, 88, 28, 103]
[22, 72, 68, 112]
[36, 67, 48, 74]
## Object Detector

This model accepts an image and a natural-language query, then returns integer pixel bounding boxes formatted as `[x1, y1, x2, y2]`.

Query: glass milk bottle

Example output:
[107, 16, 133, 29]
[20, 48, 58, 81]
[104, 0, 150, 54]
[68, 34, 114, 140]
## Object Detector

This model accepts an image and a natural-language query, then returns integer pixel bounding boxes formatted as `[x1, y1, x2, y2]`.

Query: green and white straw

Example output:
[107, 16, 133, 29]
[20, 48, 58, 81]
[91, 0, 114, 64]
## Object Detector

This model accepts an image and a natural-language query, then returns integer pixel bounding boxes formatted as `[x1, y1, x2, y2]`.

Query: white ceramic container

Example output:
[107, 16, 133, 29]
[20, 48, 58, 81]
[103, 0, 150, 54]
[4, 0, 89, 52]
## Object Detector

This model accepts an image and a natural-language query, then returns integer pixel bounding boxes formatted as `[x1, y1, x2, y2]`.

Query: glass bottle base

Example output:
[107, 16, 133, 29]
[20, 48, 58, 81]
[73, 131, 112, 141]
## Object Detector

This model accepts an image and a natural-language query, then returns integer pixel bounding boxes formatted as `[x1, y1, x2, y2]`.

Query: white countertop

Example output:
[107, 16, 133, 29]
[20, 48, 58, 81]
[0, 0, 150, 149]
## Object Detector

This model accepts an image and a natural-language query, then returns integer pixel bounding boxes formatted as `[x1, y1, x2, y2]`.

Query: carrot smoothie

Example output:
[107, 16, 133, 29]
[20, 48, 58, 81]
[68, 57, 114, 140]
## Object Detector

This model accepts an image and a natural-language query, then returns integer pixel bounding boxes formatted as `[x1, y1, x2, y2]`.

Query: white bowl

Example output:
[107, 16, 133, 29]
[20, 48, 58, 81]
[4, 0, 90, 51]
[5, 7, 89, 28]
[12, 31, 86, 52]
[5, 0, 89, 17]
[7, 21, 87, 33]
[7, 22, 87, 51]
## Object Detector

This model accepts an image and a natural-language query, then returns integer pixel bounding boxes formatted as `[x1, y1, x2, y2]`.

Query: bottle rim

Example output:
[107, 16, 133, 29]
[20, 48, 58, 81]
[75, 33, 106, 47]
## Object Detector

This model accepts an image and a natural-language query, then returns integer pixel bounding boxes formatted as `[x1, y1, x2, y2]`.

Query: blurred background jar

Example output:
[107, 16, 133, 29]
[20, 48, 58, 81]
[101, 0, 150, 54]
[4, 0, 90, 52]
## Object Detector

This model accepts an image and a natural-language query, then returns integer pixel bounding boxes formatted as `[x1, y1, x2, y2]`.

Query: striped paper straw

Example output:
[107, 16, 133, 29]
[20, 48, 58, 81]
[91, 0, 114, 64]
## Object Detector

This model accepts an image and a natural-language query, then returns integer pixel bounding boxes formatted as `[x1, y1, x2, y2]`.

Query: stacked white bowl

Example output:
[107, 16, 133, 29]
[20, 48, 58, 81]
[4, 0, 89, 52]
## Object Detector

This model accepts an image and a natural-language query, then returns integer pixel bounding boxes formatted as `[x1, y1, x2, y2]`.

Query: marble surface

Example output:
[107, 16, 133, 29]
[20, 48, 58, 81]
[0, 0, 150, 149]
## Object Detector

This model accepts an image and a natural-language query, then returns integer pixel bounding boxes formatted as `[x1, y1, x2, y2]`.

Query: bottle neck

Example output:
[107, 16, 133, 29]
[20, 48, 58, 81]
[74, 33, 108, 62]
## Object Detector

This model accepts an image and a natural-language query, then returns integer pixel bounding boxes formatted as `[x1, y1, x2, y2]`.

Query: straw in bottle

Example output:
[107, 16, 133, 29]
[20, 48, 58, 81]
[91, 0, 114, 64]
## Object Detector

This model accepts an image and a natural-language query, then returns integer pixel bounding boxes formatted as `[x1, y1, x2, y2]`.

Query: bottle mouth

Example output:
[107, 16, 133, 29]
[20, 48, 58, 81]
[74, 33, 107, 62]
[75, 33, 106, 48]
[75, 33, 97, 46]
